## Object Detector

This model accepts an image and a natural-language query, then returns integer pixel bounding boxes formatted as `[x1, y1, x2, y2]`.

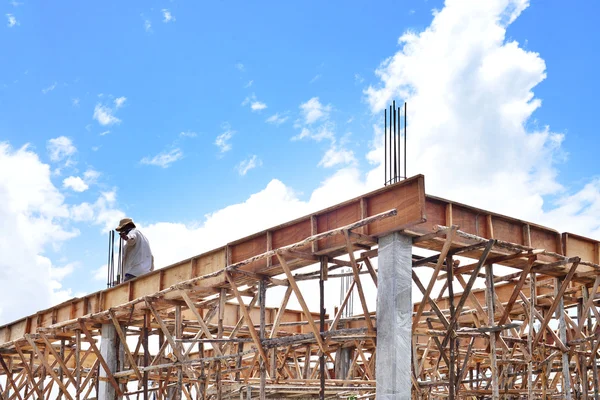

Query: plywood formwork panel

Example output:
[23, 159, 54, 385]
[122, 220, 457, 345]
[132, 273, 161, 299]
[492, 217, 524, 245]
[232, 235, 268, 267]
[531, 226, 561, 254]
[452, 205, 488, 238]
[564, 232, 599, 263]
[272, 220, 313, 252]
[367, 177, 425, 235]
[317, 203, 361, 250]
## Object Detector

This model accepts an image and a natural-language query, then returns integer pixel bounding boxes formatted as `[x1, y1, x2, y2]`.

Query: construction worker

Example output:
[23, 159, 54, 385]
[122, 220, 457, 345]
[115, 217, 154, 282]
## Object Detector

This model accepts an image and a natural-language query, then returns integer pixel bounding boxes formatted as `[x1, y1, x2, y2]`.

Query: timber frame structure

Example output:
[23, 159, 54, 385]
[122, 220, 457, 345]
[2, 175, 600, 399]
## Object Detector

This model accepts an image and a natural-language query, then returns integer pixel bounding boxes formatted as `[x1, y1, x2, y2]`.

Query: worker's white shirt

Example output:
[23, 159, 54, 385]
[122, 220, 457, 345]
[122, 228, 153, 277]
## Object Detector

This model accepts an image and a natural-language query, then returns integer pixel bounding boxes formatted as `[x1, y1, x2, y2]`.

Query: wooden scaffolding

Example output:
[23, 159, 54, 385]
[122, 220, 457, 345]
[1, 175, 600, 399]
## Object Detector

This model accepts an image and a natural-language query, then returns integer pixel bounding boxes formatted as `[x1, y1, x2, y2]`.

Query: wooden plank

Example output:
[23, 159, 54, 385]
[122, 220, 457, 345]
[275, 254, 327, 353]
[533, 258, 580, 348]
[24, 337, 73, 400]
[342, 230, 374, 333]
[0, 356, 23, 400]
[179, 291, 223, 356]
[485, 263, 499, 400]
[38, 333, 77, 387]
[412, 227, 457, 332]
[270, 286, 293, 339]
[225, 272, 269, 367]
[13, 343, 44, 400]
[108, 311, 144, 382]
[497, 257, 535, 326]
[78, 322, 123, 397]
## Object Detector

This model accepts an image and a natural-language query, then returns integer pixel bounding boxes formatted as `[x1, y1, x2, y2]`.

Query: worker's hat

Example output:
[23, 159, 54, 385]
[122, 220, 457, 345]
[115, 217, 136, 232]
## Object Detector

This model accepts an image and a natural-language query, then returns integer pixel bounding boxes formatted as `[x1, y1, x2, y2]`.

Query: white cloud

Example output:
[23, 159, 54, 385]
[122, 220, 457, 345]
[266, 113, 289, 126]
[144, 19, 152, 32]
[93, 103, 121, 126]
[100, 130, 110, 136]
[72, 98, 80, 107]
[310, 74, 322, 84]
[291, 122, 335, 142]
[62, 170, 98, 192]
[318, 146, 357, 168]
[237, 155, 262, 176]
[354, 73, 364, 84]
[162, 9, 175, 23]
[93, 264, 108, 281]
[63, 176, 89, 192]
[140, 148, 183, 168]
[361, 0, 600, 236]
[84, 168, 100, 183]
[242, 94, 267, 112]
[215, 125, 235, 154]
[114, 96, 126, 108]
[179, 131, 197, 138]
[6, 13, 18, 27]
[235, 63, 245, 72]
[50, 262, 77, 281]
[141, 169, 371, 270]
[0, 143, 79, 324]
[47, 136, 76, 163]
[251, 101, 267, 111]
[42, 82, 57, 94]
[69, 190, 125, 232]
[70, 202, 94, 221]
[245, 80, 253, 88]
[300, 97, 331, 124]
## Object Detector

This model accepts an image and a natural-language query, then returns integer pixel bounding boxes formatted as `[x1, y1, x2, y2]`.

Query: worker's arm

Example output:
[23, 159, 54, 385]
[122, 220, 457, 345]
[120, 230, 138, 245]
[125, 230, 138, 245]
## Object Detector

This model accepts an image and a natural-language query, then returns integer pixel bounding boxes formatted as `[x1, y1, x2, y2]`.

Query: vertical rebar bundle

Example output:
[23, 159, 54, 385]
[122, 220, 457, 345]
[107, 230, 116, 288]
[107, 230, 124, 287]
[384, 101, 407, 185]
[117, 236, 123, 284]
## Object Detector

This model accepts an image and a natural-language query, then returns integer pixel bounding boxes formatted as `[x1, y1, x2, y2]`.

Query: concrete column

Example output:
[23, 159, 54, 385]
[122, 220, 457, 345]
[376, 232, 412, 400]
[334, 345, 354, 380]
[98, 324, 119, 400]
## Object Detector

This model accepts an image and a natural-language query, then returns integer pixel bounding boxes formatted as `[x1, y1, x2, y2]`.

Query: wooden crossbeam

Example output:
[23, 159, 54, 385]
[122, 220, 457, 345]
[13, 343, 44, 400]
[270, 286, 293, 339]
[329, 279, 357, 332]
[38, 333, 78, 388]
[0, 356, 23, 400]
[533, 258, 580, 348]
[78, 322, 123, 397]
[441, 239, 495, 349]
[179, 291, 223, 357]
[24, 336, 74, 400]
[413, 226, 457, 332]
[108, 311, 144, 383]
[225, 272, 270, 367]
[275, 254, 327, 353]
[343, 230, 374, 333]
[497, 257, 535, 326]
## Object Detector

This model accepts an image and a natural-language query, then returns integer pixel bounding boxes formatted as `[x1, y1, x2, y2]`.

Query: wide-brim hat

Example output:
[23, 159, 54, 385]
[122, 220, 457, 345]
[116, 217, 136, 232]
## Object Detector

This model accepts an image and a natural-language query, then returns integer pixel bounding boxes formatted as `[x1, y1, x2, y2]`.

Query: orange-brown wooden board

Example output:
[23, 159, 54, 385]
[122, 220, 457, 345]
[564, 232, 600, 263]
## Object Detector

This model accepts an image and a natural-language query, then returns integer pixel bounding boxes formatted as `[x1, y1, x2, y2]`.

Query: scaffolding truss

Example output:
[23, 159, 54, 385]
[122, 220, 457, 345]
[1, 175, 600, 399]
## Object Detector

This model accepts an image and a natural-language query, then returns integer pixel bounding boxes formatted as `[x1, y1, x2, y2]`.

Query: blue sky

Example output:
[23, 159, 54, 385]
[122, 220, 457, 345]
[1, 0, 600, 323]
